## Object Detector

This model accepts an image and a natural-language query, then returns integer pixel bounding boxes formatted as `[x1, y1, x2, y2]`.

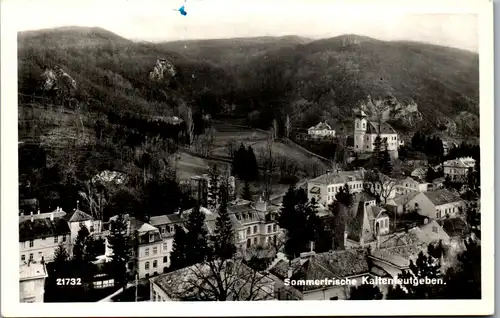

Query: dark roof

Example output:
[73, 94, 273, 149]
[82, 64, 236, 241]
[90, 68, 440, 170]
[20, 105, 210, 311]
[440, 218, 468, 237]
[269, 249, 370, 292]
[19, 217, 71, 242]
[425, 189, 462, 206]
[62, 209, 93, 222]
[365, 121, 396, 134]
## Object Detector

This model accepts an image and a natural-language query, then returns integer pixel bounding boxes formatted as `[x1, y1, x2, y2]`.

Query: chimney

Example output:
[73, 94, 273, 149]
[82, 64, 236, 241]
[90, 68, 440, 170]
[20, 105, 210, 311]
[343, 231, 348, 249]
[37, 209, 40, 215]
[299, 251, 316, 265]
[30, 211, 33, 222]
[50, 212, 54, 222]
[287, 268, 293, 279]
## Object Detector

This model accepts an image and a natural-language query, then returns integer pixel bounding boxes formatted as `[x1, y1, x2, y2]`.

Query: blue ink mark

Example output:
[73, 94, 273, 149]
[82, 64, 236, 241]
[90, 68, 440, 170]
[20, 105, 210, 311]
[178, 2, 187, 16]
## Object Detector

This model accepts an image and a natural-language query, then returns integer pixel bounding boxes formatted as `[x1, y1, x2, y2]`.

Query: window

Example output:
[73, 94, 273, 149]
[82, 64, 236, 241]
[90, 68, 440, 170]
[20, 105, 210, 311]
[356, 122, 359, 128]
[145, 248, 150, 257]
[29, 253, 33, 261]
[253, 237, 258, 245]
[247, 228, 251, 235]
[362, 123, 366, 129]
[149, 234, 154, 242]
[153, 247, 158, 255]
[273, 224, 277, 232]
[163, 256, 168, 263]
[145, 262, 150, 270]
[153, 260, 157, 268]
[90, 226, 94, 232]
[29, 240, 34, 247]
[267, 225, 271, 233]
[161, 227, 165, 234]
[54, 236, 58, 243]
[236, 215, 241, 220]
[21, 255, 25, 261]
[253, 226, 258, 234]
[170, 226, 174, 233]
[63, 235, 67, 242]
[432, 226, 438, 233]
[163, 243, 168, 251]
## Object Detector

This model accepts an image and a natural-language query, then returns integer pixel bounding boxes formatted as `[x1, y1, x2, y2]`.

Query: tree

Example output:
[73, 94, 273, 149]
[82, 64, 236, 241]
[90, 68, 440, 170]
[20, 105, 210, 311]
[53, 242, 70, 266]
[212, 198, 236, 260]
[207, 165, 219, 210]
[386, 251, 442, 299]
[363, 170, 399, 204]
[349, 284, 383, 300]
[73, 224, 91, 263]
[170, 225, 189, 271]
[184, 206, 209, 265]
[78, 181, 108, 232]
[284, 115, 291, 138]
[246, 146, 259, 182]
[108, 212, 131, 291]
[372, 135, 383, 168]
[167, 257, 274, 301]
[241, 181, 252, 201]
[381, 139, 393, 175]
[335, 183, 353, 207]
[442, 237, 481, 299]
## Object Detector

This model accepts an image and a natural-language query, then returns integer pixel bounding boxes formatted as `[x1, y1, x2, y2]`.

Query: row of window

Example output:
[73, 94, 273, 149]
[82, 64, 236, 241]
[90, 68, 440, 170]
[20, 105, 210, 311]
[160, 226, 175, 235]
[436, 207, 458, 218]
[144, 243, 169, 257]
[21, 251, 43, 262]
[328, 183, 362, 193]
[25, 235, 67, 248]
[378, 218, 389, 229]
[144, 256, 169, 270]
[246, 235, 278, 248]
[236, 212, 257, 221]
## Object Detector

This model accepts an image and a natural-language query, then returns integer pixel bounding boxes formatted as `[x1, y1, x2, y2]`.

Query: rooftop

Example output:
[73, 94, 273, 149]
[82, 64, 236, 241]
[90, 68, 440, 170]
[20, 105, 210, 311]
[387, 191, 421, 206]
[269, 249, 370, 292]
[425, 189, 463, 206]
[370, 243, 426, 268]
[19, 217, 71, 242]
[62, 209, 93, 223]
[309, 122, 332, 131]
[365, 121, 397, 135]
[19, 209, 66, 223]
[309, 170, 365, 186]
[20, 262, 48, 281]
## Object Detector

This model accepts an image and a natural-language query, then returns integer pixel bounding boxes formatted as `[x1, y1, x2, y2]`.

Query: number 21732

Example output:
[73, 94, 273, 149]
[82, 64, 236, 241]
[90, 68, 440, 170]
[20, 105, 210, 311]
[56, 278, 82, 286]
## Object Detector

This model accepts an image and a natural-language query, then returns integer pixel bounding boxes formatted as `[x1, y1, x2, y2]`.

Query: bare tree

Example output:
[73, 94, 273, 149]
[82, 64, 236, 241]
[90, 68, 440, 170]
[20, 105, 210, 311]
[363, 169, 400, 204]
[166, 258, 275, 301]
[284, 115, 291, 139]
[225, 138, 237, 159]
[78, 181, 108, 233]
[185, 106, 195, 146]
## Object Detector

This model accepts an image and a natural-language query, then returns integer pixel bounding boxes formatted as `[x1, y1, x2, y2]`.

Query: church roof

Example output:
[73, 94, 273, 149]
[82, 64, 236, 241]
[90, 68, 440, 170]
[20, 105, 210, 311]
[365, 121, 396, 134]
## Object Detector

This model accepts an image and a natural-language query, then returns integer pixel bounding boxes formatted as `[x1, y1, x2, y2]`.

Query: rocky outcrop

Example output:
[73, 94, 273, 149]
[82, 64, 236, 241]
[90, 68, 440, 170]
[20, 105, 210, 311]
[40, 66, 77, 93]
[149, 58, 176, 82]
[359, 95, 423, 128]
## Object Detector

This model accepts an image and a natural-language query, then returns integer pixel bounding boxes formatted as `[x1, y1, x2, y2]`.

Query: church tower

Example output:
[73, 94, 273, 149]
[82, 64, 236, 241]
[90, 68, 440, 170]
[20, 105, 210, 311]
[354, 109, 367, 152]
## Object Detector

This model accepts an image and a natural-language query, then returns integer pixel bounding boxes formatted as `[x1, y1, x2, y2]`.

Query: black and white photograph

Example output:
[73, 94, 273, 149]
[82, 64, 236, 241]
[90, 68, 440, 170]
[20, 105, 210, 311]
[1, 0, 494, 316]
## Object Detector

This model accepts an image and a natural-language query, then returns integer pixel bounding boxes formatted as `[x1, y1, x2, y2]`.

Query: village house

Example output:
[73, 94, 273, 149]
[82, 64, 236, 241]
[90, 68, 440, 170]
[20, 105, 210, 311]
[344, 196, 391, 249]
[394, 177, 429, 196]
[19, 210, 71, 264]
[385, 189, 465, 221]
[307, 170, 365, 206]
[150, 260, 275, 301]
[269, 248, 386, 300]
[353, 109, 399, 159]
[443, 157, 476, 182]
[307, 122, 336, 138]
[410, 167, 427, 181]
[369, 244, 424, 279]
[148, 207, 218, 269]
[19, 261, 48, 303]
[378, 220, 450, 249]
[227, 199, 282, 251]
[62, 207, 101, 244]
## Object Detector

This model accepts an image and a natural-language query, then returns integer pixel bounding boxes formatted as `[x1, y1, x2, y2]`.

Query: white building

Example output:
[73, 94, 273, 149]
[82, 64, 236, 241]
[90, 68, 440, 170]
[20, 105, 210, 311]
[19, 262, 48, 303]
[307, 122, 335, 138]
[353, 110, 399, 158]
[443, 157, 476, 182]
[62, 208, 101, 244]
[19, 211, 72, 264]
[227, 199, 282, 251]
[394, 177, 429, 196]
[307, 170, 365, 206]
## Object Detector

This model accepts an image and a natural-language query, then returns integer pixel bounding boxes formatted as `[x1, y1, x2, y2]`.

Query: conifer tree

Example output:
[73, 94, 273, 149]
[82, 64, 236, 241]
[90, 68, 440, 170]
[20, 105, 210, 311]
[246, 146, 259, 181]
[212, 196, 236, 260]
[184, 206, 209, 265]
[53, 242, 70, 266]
[207, 164, 219, 210]
[241, 181, 252, 201]
[169, 225, 188, 270]
[73, 224, 90, 263]
[108, 213, 131, 290]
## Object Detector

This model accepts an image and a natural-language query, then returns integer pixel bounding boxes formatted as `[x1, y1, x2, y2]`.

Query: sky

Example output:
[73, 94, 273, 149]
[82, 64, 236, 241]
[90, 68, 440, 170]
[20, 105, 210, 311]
[9, 0, 479, 52]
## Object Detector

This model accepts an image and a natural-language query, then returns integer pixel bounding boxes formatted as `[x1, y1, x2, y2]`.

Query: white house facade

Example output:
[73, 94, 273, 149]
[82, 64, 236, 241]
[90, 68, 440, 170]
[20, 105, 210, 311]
[353, 110, 398, 158]
[308, 122, 336, 138]
[19, 262, 48, 303]
[443, 157, 475, 181]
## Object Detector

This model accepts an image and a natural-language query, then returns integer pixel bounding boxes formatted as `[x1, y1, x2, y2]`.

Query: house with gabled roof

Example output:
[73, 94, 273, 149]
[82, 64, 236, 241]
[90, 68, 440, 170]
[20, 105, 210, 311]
[269, 249, 385, 300]
[443, 157, 475, 182]
[424, 189, 465, 219]
[307, 169, 366, 206]
[62, 207, 100, 244]
[19, 211, 71, 264]
[369, 243, 427, 279]
[307, 122, 335, 138]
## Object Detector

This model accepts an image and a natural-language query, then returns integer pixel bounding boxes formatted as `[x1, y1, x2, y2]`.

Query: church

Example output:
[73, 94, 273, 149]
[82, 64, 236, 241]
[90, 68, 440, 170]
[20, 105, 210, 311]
[353, 109, 399, 159]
